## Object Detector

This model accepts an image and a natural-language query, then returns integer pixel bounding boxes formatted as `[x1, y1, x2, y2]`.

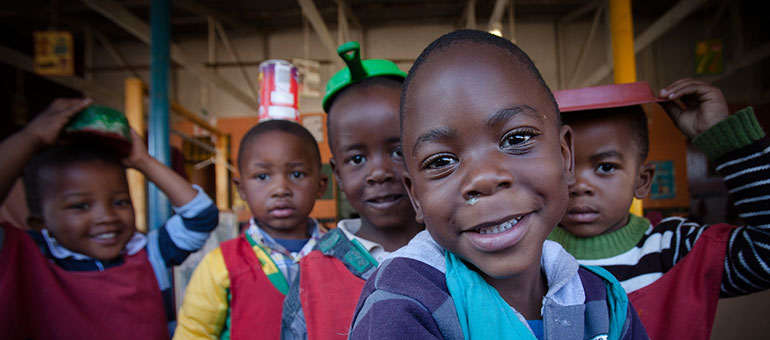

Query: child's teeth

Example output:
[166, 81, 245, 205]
[94, 232, 116, 239]
[478, 217, 521, 235]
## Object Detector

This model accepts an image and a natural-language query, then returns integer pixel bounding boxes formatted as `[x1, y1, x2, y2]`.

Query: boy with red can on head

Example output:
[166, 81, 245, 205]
[175, 119, 328, 340]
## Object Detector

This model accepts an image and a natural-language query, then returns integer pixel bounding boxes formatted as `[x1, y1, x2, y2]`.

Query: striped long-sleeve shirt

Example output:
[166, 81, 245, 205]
[549, 107, 770, 297]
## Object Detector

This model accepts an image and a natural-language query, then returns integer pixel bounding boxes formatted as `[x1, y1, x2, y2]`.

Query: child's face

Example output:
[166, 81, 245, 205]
[235, 131, 326, 238]
[33, 160, 136, 261]
[401, 43, 574, 279]
[329, 85, 416, 230]
[560, 115, 653, 237]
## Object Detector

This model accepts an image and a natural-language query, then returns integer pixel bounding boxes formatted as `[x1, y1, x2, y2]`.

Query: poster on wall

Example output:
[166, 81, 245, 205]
[694, 39, 723, 76]
[293, 58, 321, 98]
[650, 160, 676, 200]
[34, 31, 74, 76]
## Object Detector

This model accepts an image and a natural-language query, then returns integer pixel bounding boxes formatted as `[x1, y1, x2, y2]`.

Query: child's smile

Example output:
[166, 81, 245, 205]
[465, 214, 529, 252]
[401, 42, 574, 280]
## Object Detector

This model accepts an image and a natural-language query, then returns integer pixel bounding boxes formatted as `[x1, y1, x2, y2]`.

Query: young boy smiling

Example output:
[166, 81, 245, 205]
[349, 30, 648, 340]
[0, 99, 219, 340]
[280, 42, 422, 340]
[549, 79, 770, 339]
[175, 120, 327, 340]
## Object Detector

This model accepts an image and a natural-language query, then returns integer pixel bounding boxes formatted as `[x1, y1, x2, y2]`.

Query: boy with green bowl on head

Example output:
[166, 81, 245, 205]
[0, 99, 219, 340]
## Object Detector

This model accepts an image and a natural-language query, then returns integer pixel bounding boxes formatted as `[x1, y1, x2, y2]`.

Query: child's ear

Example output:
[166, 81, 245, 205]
[559, 125, 576, 186]
[232, 177, 247, 201]
[316, 173, 329, 199]
[402, 174, 424, 224]
[634, 162, 656, 199]
[27, 215, 45, 231]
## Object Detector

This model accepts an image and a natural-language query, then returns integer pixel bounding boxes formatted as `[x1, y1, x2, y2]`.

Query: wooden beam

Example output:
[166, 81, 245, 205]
[170, 101, 225, 137]
[84, 26, 94, 82]
[337, 0, 350, 44]
[80, 0, 259, 112]
[704, 0, 728, 38]
[568, 5, 603, 88]
[94, 30, 140, 78]
[560, 0, 601, 24]
[335, 0, 361, 28]
[579, 0, 707, 87]
[634, 0, 707, 54]
[124, 77, 147, 233]
[297, 0, 342, 66]
[214, 20, 259, 102]
[0, 45, 118, 103]
[462, 0, 476, 29]
[487, 0, 508, 32]
[173, 0, 254, 33]
[507, 0, 515, 42]
[215, 134, 229, 210]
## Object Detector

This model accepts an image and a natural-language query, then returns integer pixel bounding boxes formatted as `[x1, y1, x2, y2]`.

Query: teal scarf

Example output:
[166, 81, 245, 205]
[445, 249, 629, 340]
[445, 251, 538, 340]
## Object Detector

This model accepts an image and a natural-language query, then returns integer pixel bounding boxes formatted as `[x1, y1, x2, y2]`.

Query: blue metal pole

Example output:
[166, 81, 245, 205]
[148, 0, 171, 230]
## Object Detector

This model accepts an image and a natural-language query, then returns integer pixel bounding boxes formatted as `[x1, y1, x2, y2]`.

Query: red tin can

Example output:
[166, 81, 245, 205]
[258, 60, 300, 122]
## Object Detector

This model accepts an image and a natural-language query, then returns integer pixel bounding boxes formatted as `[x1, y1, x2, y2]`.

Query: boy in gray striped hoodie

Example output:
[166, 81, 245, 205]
[549, 78, 770, 340]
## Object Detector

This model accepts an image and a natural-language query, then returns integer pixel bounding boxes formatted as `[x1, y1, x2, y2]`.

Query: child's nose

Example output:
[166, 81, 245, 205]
[271, 176, 292, 197]
[366, 157, 394, 185]
[461, 161, 513, 201]
[569, 175, 594, 197]
[94, 204, 120, 223]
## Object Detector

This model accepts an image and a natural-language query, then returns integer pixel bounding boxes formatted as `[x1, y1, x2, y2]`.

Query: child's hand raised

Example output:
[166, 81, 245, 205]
[122, 129, 152, 170]
[121, 128, 198, 207]
[659, 78, 728, 139]
[22, 98, 93, 148]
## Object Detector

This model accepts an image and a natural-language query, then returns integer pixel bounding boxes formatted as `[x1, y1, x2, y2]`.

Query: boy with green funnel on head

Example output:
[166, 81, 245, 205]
[281, 41, 422, 340]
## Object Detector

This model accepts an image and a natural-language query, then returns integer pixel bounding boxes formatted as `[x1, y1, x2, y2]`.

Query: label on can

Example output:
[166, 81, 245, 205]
[258, 60, 300, 122]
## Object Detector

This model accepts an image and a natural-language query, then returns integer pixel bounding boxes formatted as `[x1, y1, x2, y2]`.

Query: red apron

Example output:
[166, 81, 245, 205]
[0, 223, 169, 340]
[628, 223, 734, 340]
[300, 250, 367, 340]
[221, 235, 286, 340]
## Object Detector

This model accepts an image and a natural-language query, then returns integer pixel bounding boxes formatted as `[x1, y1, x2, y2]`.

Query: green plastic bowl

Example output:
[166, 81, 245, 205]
[64, 105, 132, 156]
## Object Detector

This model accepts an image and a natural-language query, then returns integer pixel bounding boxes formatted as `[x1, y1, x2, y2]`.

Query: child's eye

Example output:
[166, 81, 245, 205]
[390, 147, 404, 160]
[114, 198, 132, 207]
[291, 171, 306, 178]
[256, 173, 270, 180]
[596, 163, 617, 174]
[422, 154, 458, 170]
[68, 202, 90, 210]
[346, 155, 366, 165]
[500, 129, 538, 149]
